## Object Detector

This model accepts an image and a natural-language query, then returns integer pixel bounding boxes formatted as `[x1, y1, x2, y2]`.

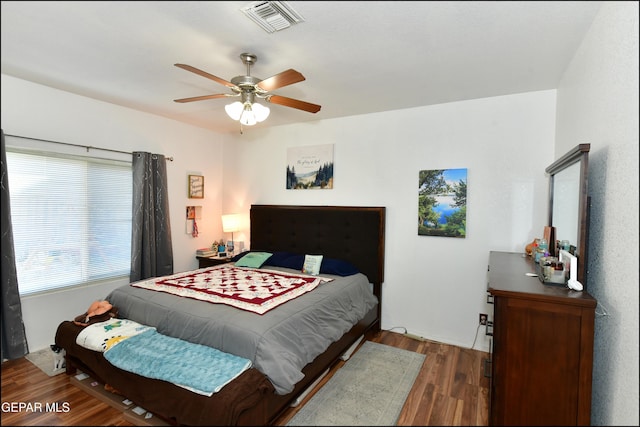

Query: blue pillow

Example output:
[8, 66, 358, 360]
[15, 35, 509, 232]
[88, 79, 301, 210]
[278, 254, 305, 270]
[231, 251, 358, 276]
[263, 251, 297, 266]
[320, 258, 360, 276]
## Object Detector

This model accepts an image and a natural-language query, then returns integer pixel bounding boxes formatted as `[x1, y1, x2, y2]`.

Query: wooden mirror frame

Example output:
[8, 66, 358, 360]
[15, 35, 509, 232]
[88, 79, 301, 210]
[546, 143, 590, 289]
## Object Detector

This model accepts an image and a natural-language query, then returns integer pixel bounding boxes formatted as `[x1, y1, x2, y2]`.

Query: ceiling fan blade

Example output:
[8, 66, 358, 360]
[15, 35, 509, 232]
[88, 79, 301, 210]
[266, 95, 321, 113]
[174, 63, 237, 89]
[257, 69, 305, 92]
[174, 94, 233, 103]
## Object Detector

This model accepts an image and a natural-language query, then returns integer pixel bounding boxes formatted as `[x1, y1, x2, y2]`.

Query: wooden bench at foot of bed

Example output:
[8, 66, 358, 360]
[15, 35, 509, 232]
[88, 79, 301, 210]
[55, 321, 273, 426]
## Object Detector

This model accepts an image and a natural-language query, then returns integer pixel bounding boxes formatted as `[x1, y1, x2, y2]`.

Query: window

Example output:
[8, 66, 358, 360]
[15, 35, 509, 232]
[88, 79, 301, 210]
[6, 148, 132, 295]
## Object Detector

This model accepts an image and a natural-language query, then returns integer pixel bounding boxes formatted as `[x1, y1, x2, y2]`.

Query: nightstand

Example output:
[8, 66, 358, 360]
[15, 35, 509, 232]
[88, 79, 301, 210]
[197, 256, 232, 268]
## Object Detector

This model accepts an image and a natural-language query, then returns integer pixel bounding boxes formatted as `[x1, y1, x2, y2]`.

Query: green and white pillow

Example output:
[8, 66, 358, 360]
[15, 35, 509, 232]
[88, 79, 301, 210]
[302, 254, 323, 276]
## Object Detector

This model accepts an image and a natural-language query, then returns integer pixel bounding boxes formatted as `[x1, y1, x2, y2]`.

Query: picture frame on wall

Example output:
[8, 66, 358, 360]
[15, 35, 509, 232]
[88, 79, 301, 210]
[188, 175, 204, 199]
[286, 144, 334, 189]
[418, 168, 467, 238]
[186, 206, 196, 219]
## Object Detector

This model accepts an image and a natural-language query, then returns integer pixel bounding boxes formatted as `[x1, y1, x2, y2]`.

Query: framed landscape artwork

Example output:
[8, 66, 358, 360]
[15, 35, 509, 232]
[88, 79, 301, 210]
[418, 168, 467, 238]
[286, 144, 334, 189]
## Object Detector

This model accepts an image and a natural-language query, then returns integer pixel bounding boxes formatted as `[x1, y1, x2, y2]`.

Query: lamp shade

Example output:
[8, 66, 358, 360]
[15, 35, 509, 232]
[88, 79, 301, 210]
[221, 214, 241, 232]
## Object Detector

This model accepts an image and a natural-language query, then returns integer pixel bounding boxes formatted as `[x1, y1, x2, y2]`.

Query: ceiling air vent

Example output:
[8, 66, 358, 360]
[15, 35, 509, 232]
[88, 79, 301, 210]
[241, 1, 305, 33]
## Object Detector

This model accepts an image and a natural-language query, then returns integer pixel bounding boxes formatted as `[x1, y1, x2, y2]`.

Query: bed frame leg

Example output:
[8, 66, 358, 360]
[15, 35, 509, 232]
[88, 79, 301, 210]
[64, 356, 77, 375]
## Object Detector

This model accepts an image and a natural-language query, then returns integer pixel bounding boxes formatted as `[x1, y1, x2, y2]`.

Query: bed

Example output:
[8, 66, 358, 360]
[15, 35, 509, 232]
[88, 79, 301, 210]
[55, 204, 385, 426]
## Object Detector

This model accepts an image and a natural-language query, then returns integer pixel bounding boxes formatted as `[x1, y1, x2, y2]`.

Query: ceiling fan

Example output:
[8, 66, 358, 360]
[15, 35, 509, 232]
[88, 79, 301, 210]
[174, 53, 321, 127]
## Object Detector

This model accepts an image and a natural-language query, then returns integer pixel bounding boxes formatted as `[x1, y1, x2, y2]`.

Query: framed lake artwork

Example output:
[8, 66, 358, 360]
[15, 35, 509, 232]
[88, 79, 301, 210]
[418, 168, 467, 238]
[286, 144, 334, 189]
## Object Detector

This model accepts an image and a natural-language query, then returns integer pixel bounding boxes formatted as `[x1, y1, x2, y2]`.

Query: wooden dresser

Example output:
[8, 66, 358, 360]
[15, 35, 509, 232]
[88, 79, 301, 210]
[487, 251, 596, 426]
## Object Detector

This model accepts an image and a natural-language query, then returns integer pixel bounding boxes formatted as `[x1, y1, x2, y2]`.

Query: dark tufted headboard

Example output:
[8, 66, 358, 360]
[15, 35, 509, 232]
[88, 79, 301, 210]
[249, 204, 385, 305]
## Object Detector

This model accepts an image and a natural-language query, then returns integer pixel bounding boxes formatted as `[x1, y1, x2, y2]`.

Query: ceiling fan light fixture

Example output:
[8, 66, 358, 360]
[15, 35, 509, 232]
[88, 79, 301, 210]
[226, 100, 270, 126]
[252, 102, 270, 122]
[175, 52, 320, 131]
[240, 103, 257, 126]
[225, 101, 244, 120]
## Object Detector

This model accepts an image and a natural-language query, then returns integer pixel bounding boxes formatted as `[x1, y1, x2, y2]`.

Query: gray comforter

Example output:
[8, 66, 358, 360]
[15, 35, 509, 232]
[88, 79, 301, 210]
[105, 267, 378, 394]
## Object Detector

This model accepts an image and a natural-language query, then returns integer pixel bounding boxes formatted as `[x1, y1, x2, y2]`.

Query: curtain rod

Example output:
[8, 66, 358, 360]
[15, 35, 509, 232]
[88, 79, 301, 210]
[4, 133, 174, 161]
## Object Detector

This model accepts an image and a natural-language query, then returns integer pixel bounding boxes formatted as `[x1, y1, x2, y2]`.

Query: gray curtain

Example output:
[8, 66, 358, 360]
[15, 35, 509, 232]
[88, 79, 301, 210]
[1, 129, 29, 360]
[130, 152, 173, 282]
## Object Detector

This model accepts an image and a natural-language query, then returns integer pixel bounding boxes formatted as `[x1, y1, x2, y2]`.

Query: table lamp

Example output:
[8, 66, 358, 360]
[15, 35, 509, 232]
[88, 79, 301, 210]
[221, 214, 240, 256]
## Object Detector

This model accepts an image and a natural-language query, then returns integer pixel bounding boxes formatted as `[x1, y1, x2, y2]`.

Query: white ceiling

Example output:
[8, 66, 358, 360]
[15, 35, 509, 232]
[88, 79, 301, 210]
[1, 1, 603, 135]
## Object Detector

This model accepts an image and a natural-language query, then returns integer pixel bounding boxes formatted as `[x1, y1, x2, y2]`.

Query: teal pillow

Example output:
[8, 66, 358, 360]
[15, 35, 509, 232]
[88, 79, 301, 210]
[235, 252, 273, 268]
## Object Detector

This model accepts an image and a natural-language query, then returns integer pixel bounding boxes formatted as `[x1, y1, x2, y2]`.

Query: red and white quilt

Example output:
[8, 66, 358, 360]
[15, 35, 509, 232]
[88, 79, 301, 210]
[131, 265, 332, 314]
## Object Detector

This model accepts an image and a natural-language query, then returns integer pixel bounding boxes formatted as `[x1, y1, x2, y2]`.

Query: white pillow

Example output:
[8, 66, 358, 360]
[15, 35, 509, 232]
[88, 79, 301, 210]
[76, 318, 155, 352]
[302, 254, 323, 276]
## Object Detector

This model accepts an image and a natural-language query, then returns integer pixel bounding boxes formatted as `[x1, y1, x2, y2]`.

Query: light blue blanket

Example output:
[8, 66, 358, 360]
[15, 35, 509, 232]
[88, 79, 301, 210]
[103, 329, 252, 396]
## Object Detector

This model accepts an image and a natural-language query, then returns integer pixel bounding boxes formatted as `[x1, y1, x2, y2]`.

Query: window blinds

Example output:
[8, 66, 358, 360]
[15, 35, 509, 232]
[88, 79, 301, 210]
[6, 149, 132, 295]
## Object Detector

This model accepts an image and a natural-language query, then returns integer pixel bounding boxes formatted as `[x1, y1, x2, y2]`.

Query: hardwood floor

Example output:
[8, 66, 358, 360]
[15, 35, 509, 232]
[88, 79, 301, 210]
[1, 356, 133, 426]
[1, 330, 489, 426]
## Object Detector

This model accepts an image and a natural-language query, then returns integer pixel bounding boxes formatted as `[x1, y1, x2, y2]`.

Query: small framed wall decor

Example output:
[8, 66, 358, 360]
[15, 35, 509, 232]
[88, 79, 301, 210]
[188, 175, 204, 199]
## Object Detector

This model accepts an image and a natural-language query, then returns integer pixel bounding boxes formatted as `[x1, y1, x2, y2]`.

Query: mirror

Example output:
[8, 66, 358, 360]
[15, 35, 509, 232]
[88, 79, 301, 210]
[546, 144, 590, 289]
[552, 162, 581, 246]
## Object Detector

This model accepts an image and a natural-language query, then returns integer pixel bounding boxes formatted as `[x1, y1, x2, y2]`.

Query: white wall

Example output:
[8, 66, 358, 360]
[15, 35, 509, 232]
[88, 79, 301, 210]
[554, 2, 639, 425]
[1, 74, 226, 351]
[223, 89, 557, 351]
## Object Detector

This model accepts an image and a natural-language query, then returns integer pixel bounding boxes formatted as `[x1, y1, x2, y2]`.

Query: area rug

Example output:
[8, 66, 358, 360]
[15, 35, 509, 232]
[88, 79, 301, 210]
[287, 341, 425, 426]
[24, 347, 66, 377]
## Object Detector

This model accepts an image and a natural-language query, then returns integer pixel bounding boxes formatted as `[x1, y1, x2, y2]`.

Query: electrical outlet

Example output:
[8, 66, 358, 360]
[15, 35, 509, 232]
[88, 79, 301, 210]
[479, 313, 488, 325]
